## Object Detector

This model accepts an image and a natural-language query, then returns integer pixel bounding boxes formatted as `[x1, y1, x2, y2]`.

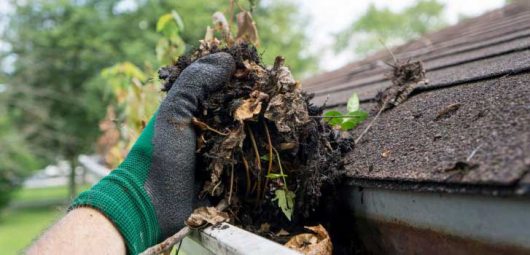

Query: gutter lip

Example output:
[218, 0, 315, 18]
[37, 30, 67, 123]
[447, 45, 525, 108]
[346, 176, 530, 197]
[348, 186, 530, 252]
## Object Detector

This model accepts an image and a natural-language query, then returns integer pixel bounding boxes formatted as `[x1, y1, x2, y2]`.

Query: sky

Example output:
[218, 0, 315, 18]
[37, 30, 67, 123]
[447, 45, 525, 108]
[297, 0, 505, 71]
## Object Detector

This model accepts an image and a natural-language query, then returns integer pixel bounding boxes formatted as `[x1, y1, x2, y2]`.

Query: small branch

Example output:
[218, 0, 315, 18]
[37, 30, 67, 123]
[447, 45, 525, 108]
[140, 227, 190, 255]
[140, 200, 229, 255]
[272, 147, 288, 186]
[355, 100, 388, 145]
[240, 150, 251, 196]
[262, 123, 274, 200]
[466, 143, 483, 162]
[247, 126, 262, 205]
[228, 162, 235, 205]
[192, 117, 228, 136]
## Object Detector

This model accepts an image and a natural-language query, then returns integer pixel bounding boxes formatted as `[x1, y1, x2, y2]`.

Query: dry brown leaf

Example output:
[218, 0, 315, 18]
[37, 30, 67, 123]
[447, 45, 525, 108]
[276, 66, 297, 92]
[236, 11, 260, 47]
[212, 11, 232, 43]
[186, 206, 229, 229]
[264, 92, 310, 132]
[276, 229, 290, 236]
[203, 125, 246, 196]
[258, 223, 271, 234]
[242, 60, 268, 86]
[284, 225, 332, 255]
[234, 90, 269, 121]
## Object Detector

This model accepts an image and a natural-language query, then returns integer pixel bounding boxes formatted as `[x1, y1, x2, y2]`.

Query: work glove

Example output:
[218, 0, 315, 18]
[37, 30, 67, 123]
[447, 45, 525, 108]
[71, 52, 235, 254]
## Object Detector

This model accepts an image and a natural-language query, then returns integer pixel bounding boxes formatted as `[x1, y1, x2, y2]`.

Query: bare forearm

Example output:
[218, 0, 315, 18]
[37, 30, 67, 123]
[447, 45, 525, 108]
[28, 207, 126, 255]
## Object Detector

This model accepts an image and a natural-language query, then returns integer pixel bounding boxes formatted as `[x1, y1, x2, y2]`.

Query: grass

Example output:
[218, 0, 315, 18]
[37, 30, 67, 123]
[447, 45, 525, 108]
[14, 184, 91, 203]
[0, 205, 64, 254]
[0, 185, 91, 254]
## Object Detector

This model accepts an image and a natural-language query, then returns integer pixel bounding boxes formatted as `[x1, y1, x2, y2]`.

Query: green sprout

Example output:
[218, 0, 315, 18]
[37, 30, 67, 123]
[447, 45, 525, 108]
[323, 93, 368, 131]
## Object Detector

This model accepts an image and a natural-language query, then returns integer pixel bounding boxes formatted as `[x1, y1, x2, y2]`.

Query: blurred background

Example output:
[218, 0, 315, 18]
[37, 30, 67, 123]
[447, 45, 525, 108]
[0, 0, 507, 253]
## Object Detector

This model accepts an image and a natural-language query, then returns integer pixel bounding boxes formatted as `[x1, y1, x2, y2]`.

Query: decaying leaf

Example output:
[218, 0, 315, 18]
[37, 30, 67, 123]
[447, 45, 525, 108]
[276, 229, 290, 236]
[203, 125, 246, 196]
[212, 11, 231, 42]
[272, 189, 295, 221]
[285, 225, 333, 255]
[258, 223, 271, 234]
[265, 92, 310, 132]
[243, 60, 268, 86]
[186, 206, 230, 229]
[234, 90, 269, 121]
[276, 66, 297, 92]
[236, 11, 260, 47]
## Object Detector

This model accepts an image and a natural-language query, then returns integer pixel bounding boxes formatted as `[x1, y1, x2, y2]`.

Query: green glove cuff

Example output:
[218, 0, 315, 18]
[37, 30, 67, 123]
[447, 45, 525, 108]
[70, 114, 161, 254]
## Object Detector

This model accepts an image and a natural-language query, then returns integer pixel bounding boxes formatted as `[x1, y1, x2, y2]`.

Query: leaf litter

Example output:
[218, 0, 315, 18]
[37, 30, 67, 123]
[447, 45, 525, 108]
[158, 10, 354, 254]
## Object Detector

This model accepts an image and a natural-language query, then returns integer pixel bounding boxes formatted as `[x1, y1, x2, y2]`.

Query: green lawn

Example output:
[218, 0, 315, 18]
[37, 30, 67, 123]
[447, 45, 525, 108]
[14, 184, 91, 203]
[0, 205, 63, 254]
[0, 185, 91, 254]
[0, 185, 196, 254]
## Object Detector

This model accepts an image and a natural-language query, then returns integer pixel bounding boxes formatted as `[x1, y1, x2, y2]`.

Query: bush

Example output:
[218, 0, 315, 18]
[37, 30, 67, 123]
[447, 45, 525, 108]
[0, 94, 40, 210]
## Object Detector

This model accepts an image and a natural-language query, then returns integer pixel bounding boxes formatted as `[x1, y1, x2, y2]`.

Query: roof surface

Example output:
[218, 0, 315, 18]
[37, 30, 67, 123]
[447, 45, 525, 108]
[304, 3, 530, 192]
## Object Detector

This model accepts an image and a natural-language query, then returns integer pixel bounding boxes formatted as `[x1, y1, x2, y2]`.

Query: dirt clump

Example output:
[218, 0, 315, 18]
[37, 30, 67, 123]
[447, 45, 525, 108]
[376, 60, 428, 111]
[159, 42, 352, 245]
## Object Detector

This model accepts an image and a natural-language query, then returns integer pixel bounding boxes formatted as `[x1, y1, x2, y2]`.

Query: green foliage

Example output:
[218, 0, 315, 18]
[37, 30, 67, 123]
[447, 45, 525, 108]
[265, 173, 288, 179]
[335, 0, 446, 56]
[0, 91, 39, 210]
[156, 11, 186, 65]
[347, 92, 360, 112]
[272, 189, 295, 221]
[1, 0, 315, 180]
[323, 93, 368, 131]
[253, 0, 318, 76]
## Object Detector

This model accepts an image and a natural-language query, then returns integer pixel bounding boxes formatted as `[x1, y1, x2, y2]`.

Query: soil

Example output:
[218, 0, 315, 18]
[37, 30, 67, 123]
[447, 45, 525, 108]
[159, 43, 354, 250]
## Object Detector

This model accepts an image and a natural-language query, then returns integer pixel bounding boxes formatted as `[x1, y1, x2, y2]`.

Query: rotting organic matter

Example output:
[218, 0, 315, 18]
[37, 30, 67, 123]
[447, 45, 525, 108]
[158, 27, 353, 250]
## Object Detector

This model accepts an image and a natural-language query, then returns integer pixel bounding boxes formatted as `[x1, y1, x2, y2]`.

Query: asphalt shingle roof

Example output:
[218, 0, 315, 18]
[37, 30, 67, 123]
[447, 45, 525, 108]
[303, 3, 530, 193]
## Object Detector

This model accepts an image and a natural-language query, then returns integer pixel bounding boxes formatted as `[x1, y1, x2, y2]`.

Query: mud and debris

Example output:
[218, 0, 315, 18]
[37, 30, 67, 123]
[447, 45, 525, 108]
[159, 40, 352, 249]
[375, 60, 428, 111]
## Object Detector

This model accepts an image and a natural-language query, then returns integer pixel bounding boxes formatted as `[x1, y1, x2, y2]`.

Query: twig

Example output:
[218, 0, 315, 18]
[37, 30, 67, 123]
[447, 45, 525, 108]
[247, 126, 262, 205]
[139, 226, 190, 255]
[228, 162, 235, 205]
[229, 0, 235, 30]
[355, 100, 388, 144]
[240, 150, 251, 196]
[272, 147, 288, 186]
[235, 0, 248, 12]
[192, 117, 228, 136]
[466, 143, 483, 162]
[378, 38, 397, 64]
[140, 200, 229, 255]
[262, 123, 274, 200]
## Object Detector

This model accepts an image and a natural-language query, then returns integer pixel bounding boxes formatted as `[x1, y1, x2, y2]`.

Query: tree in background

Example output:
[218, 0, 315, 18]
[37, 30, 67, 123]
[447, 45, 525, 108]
[0, 0, 315, 202]
[0, 84, 40, 210]
[334, 0, 446, 57]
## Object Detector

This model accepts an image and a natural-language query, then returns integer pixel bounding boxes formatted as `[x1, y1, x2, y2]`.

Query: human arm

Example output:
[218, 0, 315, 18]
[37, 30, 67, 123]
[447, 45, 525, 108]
[28, 52, 235, 255]
[27, 207, 126, 255]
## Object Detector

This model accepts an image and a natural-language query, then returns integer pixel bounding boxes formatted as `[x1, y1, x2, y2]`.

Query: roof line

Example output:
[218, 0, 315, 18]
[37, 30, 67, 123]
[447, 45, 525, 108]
[346, 177, 530, 197]
[312, 45, 530, 99]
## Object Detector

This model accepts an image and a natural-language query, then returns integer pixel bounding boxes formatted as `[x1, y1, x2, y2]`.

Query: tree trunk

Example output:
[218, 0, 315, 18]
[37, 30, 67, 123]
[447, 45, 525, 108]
[69, 157, 78, 200]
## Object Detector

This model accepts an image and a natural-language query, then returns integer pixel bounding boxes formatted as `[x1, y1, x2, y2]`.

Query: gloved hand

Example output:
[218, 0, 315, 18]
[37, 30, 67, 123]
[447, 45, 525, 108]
[71, 52, 235, 254]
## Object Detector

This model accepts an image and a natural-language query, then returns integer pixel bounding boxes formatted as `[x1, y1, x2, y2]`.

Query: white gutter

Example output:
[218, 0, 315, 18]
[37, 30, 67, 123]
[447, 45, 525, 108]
[349, 186, 530, 249]
[182, 223, 301, 255]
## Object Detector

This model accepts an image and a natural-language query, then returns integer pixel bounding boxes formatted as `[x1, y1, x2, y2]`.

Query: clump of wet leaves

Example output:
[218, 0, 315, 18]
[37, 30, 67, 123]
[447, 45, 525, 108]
[161, 43, 351, 236]
[158, 10, 353, 246]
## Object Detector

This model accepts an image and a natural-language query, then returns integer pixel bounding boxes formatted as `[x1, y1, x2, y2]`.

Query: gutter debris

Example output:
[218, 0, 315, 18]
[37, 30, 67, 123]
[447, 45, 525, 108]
[154, 10, 351, 255]
[151, 8, 431, 255]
